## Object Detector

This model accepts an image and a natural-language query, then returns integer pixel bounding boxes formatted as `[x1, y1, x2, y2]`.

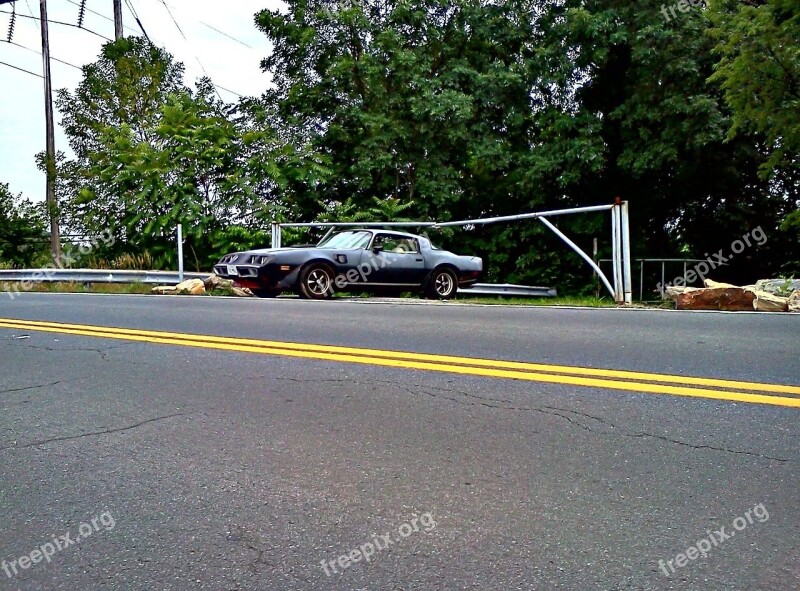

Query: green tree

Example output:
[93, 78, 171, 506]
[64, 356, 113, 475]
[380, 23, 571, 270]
[55, 38, 298, 269]
[0, 184, 48, 267]
[708, 0, 800, 175]
[256, 0, 612, 290]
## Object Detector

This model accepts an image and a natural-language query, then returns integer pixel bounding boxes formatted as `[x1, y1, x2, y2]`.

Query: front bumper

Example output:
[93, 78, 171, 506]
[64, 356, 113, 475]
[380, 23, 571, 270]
[213, 262, 298, 290]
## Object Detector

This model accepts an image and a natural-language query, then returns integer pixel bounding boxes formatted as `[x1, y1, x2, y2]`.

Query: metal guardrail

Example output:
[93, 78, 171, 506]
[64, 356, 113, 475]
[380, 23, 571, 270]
[0, 269, 556, 298]
[461, 283, 556, 297]
[0, 269, 207, 285]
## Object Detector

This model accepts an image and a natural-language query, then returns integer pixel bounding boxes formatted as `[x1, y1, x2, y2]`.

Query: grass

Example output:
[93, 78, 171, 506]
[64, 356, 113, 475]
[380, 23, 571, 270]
[456, 295, 618, 307]
[22, 282, 154, 295]
[5, 282, 625, 307]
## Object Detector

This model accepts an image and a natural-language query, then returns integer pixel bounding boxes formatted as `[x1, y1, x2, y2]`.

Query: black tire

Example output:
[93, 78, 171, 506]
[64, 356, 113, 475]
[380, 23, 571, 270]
[425, 267, 458, 300]
[298, 264, 335, 300]
[251, 288, 282, 298]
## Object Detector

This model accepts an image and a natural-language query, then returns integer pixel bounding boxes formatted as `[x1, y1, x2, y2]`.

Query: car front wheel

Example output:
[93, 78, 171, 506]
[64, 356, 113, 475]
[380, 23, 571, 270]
[425, 268, 458, 300]
[298, 264, 335, 299]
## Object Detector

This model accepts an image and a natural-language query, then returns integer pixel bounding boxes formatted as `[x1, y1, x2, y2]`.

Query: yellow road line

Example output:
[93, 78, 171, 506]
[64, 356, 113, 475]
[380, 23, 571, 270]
[2, 317, 799, 395]
[1, 318, 799, 408]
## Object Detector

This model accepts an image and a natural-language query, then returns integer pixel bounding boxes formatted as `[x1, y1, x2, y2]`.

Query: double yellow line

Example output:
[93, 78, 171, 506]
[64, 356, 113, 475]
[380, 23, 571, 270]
[1, 317, 799, 408]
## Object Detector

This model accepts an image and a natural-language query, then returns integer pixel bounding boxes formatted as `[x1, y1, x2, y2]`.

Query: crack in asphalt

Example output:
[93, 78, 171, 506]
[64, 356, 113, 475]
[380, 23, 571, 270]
[260, 376, 792, 463]
[226, 525, 313, 584]
[21, 342, 134, 360]
[0, 380, 62, 395]
[0, 412, 187, 452]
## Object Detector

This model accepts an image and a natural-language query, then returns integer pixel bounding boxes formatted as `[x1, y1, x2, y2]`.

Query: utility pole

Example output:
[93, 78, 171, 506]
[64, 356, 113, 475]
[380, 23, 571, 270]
[113, 0, 123, 39]
[39, 0, 60, 260]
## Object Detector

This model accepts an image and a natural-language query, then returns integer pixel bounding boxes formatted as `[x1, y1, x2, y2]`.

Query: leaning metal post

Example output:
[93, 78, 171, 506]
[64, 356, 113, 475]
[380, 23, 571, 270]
[177, 224, 184, 283]
[538, 217, 616, 300]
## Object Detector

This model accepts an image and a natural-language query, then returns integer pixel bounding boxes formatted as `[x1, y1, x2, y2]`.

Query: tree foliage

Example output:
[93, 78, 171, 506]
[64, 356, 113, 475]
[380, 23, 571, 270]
[54, 39, 312, 270]
[32, 0, 800, 288]
[708, 0, 800, 175]
[0, 183, 49, 267]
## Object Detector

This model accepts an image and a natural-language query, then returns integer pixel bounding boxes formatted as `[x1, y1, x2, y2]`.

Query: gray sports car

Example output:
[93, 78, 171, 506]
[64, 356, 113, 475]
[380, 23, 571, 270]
[213, 229, 483, 299]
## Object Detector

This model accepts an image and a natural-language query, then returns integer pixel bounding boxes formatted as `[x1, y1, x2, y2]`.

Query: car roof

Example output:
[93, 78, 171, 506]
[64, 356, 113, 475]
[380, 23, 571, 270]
[339, 228, 422, 239]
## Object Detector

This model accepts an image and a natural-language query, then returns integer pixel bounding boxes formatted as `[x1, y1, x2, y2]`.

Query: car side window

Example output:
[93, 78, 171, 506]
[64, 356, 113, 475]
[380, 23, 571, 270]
[374, 235, 418, 253]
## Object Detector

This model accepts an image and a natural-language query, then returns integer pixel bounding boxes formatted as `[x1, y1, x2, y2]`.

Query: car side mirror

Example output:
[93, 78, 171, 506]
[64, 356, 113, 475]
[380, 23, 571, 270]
[372, 245, 384, 252]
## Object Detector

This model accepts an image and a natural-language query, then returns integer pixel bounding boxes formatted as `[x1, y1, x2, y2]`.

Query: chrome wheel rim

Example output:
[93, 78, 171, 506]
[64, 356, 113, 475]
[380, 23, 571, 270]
[435, 272, 454, 296]
[307, 269, 331, 296]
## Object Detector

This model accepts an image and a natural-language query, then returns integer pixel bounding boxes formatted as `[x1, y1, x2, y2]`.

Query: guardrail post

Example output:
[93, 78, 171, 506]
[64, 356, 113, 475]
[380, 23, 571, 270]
[611, 205, 621, 303]
[177, 224, 184, 282]
[270, 221, 282, 249]
[621, 201, 632, 304]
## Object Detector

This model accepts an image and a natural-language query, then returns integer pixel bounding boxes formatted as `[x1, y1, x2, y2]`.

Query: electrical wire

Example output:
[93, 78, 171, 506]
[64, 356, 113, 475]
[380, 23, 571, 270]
[156, 0, 223, 101]
[200, 21, 251, 49]
[122, 0, 150, 42]
[63, 0, 135, 35]
[0, 58, 42, 77]
[0, 9, 112, 40]
[4, 39, 83, 70]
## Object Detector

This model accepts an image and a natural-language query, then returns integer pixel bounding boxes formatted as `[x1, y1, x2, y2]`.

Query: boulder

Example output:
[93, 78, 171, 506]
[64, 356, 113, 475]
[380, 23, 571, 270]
[176, 278, 206, 295]
[151, 285, 179, 295]
[204, 274, 234, 290]
[754, 278, 800, 296]
[703, 279, 738, 289]
[664, 285, 701, 301]
[232, 287, 254, 297]
[674, 287, 755, 311]
[788, 290, 800, 313]
[749, 290, 789, 312]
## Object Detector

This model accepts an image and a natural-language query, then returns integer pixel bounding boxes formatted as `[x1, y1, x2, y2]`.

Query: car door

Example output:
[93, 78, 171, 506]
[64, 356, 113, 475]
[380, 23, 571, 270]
[365, 234, 427, 286]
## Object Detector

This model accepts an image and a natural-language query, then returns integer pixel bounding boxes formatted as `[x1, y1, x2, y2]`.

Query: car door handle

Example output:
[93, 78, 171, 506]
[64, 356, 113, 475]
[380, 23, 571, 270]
[415, 258, 423, 262]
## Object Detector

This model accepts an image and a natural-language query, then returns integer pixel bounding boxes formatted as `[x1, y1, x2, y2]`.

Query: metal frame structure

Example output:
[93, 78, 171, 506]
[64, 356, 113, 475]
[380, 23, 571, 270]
[600, 257, 730, 301]
[271, 201, 633, 304]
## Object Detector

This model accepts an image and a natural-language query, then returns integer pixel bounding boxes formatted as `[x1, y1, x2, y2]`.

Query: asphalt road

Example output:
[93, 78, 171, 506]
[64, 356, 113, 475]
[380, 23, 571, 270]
[0, 293, 798, 591]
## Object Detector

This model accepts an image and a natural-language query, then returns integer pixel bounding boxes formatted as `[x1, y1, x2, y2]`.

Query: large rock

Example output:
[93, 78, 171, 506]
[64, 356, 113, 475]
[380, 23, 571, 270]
[152, 285, 179, 295]
[703, 279, 738, 289]
[232, 287, 254, 297]
[754, 278, 800, 296]
[788, 291, 800, 313]
[674, 287, 756, 311]
[204, 274, 234, 290]
[750, 290, 789, 312]
[176, 278, 206, 295]
[664, 285, 701, 301]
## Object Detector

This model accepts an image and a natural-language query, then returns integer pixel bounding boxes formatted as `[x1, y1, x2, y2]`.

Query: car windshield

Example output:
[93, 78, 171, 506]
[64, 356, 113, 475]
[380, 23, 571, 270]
[317, 230, 372, 249]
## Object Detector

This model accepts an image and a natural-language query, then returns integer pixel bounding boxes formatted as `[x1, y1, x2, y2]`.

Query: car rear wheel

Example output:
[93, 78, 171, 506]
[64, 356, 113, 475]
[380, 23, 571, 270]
[425, 268, 458, 300]
[251, 288, 282, 298]
[298, 264, 335, 299]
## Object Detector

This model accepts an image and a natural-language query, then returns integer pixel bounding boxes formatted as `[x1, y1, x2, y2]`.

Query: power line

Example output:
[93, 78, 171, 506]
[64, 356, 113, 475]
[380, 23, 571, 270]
[157, 0, 185, 40]
[0, 58, 42, 77]
[63, 0, 120, 27]
[155, 0, 223, 102]
[122, 0, 150, 42]
[4, 39, 83, 70]
[200, 21, 251, 49]
[0, 8, 111, 40]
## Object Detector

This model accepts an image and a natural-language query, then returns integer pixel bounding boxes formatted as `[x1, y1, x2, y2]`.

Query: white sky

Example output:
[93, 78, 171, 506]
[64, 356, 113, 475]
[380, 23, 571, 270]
[0, 0, 280, 202]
